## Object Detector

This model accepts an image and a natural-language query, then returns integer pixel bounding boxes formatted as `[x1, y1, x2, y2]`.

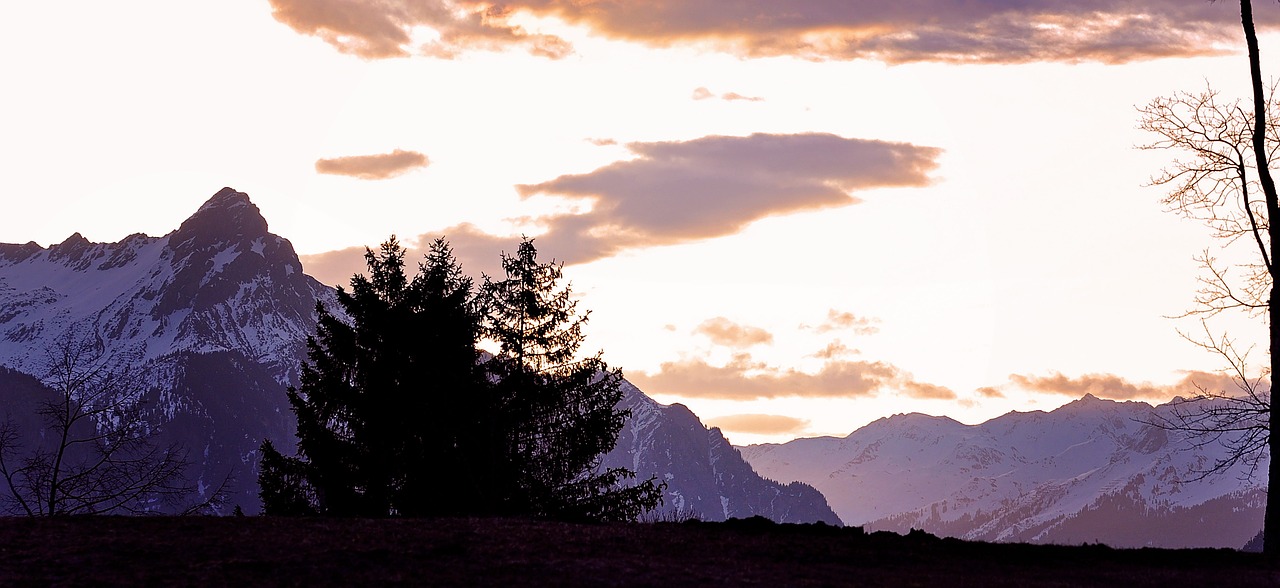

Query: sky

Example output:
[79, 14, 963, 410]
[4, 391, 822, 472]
[2, 0, 1278, 445]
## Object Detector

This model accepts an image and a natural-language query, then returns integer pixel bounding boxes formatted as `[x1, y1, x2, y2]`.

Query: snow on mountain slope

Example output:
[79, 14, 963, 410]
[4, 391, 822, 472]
[740, 394, 1265, 548]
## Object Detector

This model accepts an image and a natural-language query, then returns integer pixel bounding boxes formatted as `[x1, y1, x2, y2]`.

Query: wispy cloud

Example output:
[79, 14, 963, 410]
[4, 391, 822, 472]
[803, 309, 880, 336]
[315, 149, 429, 180]
[692, 87, 764, 102]
[721, 92, 764, 102]
[693, 317, 773, 348]
[705, 414, 810, 436]
[269, 0, 1260, 63]
[811, 340, 858, 360]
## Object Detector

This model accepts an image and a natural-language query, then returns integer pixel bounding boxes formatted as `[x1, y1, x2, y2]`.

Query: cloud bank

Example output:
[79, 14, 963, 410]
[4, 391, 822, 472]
[269, 0, 1264, 63]
[315, 149, 429, 180]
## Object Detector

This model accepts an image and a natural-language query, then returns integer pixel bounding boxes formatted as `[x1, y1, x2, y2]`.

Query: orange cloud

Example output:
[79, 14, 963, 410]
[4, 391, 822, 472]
[629, 352, 950, 401]
[267, 0, 571, 59]
[628, 354, 895, 400]
[721, 92, 764, 102]
[901, 381, 957, 401]
[315, 149, 429, 180]
[974, 386, 1006, 399]
[268, 0, 1260, 63]
[693, 87, 764, 102]
[811, 340, 858, 360]
[804, 309, 879, 335]
[1006, 370, 1263, 402]
[299, 246, 369, 286]
[693, 317, 773, 348]
[705, 414, 811, 436]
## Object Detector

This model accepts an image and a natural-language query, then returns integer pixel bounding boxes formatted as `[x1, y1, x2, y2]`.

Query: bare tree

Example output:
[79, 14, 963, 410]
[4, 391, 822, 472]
[1139, 0, 1280, 558]
[1147, 327, 1269, 478]
[0, 334, 222, 515]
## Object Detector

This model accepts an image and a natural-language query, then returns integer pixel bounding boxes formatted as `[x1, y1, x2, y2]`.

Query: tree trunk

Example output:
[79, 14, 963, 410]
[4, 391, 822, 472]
[1240, 0, 1280, 559]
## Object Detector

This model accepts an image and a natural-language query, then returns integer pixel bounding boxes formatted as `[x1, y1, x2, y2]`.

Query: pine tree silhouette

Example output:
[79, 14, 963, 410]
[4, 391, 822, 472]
[481, 238, 663, 522]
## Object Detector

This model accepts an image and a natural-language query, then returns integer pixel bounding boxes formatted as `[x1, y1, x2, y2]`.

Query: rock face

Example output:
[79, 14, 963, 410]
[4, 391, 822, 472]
[602, 381, 842, 524]
[0, 187, 840, 522]
[740, 394, 1266, 549]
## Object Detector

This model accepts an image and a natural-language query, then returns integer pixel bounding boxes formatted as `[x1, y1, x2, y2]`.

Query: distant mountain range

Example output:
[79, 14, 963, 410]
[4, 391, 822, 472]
[0, 187, 838, 523]
[740, 394, 1266, 549]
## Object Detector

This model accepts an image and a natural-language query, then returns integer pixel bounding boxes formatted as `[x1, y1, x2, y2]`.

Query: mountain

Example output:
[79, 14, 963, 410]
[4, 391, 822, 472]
[602, 381, 841, 524]
[0, 188, 335, 512]
[739, 394, 1266, 548]
[0, 187, 837, 522]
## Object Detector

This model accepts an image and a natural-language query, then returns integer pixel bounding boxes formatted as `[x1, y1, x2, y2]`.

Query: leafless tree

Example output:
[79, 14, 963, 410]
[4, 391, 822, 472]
[1138, 0, 1280, 557]
[0, 333, 224, 516]
[1141, 85, 1278, 319]
[1146, 327, 1269, 479]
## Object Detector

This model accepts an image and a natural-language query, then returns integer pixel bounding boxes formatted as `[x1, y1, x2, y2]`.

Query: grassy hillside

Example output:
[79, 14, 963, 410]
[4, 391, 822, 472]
[0, 516, 1274, 586]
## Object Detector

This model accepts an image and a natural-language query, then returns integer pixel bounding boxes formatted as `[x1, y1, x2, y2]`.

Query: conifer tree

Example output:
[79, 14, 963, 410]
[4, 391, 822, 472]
[259, 237, 488, 516]
[480, 238, 663, 522]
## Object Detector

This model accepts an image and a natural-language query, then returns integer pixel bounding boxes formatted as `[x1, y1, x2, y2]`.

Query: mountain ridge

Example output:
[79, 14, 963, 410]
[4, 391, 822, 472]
[740, 394, 1266, 548]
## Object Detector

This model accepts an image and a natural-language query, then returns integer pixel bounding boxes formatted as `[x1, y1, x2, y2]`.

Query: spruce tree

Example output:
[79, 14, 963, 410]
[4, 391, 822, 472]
[480, 238, 663, 522]
[259, 237, 488, 516]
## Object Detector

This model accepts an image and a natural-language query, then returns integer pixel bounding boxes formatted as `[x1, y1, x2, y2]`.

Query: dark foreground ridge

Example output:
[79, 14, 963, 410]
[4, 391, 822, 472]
[0, 516, 1275, 586]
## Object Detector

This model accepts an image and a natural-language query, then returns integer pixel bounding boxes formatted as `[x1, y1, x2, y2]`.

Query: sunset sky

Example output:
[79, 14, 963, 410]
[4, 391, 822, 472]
[3, 0, 1279, 444]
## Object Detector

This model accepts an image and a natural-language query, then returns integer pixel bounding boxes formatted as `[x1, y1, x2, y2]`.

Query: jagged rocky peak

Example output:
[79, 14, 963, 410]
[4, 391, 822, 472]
[0, 241, 43, 265]
[164, 188, 306, 279]
[53, 232, 90, 251]
[169, 187, 271, 256]
[154, 187, 317, 319]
